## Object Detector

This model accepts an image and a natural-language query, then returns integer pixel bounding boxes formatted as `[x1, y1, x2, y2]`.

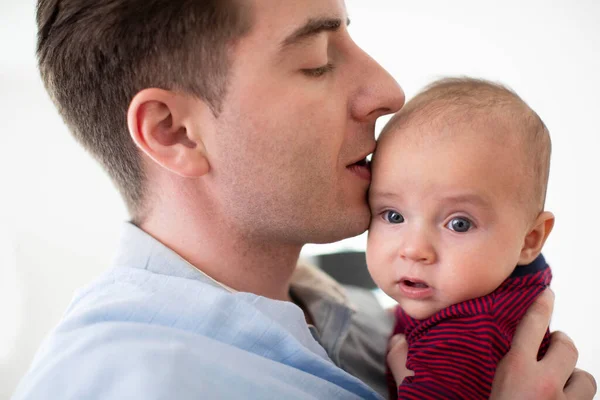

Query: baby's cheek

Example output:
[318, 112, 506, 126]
[365, 246, 385, 283]
[368, 260, 393, 292]
[366, 229, 391, 265]
[367, 245, 397, 296]
[443, 267, 494, 304]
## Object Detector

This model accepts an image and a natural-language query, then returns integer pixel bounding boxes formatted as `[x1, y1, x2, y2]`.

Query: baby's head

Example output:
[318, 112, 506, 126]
[366, 77, 554, 320]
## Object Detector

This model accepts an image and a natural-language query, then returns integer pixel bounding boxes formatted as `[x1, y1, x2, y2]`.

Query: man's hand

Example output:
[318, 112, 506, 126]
[490, 289, 597, 399]
[387, 334, 413, 385]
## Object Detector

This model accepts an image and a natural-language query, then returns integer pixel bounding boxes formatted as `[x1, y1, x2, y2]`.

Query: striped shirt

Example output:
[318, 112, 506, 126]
[389, 255, 551, 399]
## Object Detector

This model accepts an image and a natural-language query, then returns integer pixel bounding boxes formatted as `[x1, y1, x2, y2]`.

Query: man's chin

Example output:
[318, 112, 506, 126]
[343, 207, 371, 237]
[308, 212, 370, 244]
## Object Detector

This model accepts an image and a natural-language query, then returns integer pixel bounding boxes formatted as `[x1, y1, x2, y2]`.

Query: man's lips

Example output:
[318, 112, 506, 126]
[347, 157, 372, 181]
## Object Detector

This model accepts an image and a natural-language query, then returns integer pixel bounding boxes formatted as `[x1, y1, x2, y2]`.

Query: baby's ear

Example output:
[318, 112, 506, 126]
[518, 211, 555, 265]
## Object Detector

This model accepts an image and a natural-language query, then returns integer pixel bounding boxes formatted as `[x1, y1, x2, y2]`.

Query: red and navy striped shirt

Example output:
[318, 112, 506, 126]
[388, 255, 551, 400]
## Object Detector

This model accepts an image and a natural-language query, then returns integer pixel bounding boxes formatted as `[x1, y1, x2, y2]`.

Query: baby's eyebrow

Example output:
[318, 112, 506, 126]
[369, 191, 400, 200]
[439, 194, 491, 208]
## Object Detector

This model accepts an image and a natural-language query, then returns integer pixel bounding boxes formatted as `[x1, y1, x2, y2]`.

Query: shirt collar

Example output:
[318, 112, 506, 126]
[509, 254, 548, 278]
[112, 222, 236, 292]
[112, 222, 356, 303]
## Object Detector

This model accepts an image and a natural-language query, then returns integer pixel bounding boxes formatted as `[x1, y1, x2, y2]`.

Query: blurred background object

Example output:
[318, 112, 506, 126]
[316, 251, 377, 290]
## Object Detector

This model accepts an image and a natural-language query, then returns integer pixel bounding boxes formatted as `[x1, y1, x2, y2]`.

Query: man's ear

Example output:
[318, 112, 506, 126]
[518, 211, 555, 265]
[127, 88, 211, 178]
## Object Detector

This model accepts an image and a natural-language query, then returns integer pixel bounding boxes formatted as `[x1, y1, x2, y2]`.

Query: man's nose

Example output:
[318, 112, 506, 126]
[349, 48, 405, 123]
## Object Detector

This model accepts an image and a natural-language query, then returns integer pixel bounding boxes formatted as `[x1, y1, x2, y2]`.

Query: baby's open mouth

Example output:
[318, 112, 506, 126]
[398, 278, 434, 299]
[401, 279, 430, 289]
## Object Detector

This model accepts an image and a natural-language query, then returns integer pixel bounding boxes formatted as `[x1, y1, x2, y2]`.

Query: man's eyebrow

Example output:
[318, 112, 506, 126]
[280, 17, 350, 49]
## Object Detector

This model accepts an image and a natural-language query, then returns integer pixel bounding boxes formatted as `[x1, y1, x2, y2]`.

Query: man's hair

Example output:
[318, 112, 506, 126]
[383, 77, 552, 216]
[36, 0, 251, 220]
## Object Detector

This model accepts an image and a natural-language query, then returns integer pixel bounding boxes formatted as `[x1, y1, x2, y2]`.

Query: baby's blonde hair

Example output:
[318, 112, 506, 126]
[381, 77, 551, 217]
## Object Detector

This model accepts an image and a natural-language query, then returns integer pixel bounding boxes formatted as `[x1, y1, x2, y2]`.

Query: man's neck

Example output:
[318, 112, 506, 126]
[140, 203, 303, 302]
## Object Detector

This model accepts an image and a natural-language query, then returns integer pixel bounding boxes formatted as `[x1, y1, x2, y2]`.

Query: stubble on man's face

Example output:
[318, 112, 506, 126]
[206, 0, 403, 246]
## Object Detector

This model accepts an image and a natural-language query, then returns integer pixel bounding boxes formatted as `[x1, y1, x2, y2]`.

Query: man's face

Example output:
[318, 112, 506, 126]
[367, 122, 533, 320]
[204, 0, 404, 245]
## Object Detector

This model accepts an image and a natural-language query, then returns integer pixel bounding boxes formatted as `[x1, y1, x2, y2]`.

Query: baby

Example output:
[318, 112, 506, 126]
[366, 77, 554, 399]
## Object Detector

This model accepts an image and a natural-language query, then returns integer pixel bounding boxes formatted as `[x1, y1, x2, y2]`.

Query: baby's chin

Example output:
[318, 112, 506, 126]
[400, 301, 445, 321]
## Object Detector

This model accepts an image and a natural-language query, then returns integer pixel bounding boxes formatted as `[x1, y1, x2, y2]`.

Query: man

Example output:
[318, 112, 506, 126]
[14, 0, 595, 398]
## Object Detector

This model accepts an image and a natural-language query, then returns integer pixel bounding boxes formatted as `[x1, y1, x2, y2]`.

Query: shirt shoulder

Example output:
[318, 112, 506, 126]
[12, 320, 365, 400]
[14, 267, 379, 400]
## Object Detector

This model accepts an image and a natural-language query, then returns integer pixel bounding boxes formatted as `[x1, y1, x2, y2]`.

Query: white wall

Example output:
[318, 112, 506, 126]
[1, 0, 599, 398]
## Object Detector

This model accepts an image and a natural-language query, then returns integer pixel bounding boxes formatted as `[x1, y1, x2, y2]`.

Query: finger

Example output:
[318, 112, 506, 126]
[387, 334, 414, 384]
[511, 289, 554, 359]
[389, 333, 404, 349]
[541, 331, 579, 385]
[564, 369, 597, 399]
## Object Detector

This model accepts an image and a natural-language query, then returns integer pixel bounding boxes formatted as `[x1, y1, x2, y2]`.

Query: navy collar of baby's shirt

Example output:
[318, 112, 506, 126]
[509, 254, 548, 278]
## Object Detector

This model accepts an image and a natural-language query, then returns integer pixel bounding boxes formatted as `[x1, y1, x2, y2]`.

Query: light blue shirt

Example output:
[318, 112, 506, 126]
[13, 223, 384, 399]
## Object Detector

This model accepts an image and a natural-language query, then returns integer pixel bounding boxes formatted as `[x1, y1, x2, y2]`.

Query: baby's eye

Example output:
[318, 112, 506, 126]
[446, 217, 473, 233]
[383, 210, 405, 224]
